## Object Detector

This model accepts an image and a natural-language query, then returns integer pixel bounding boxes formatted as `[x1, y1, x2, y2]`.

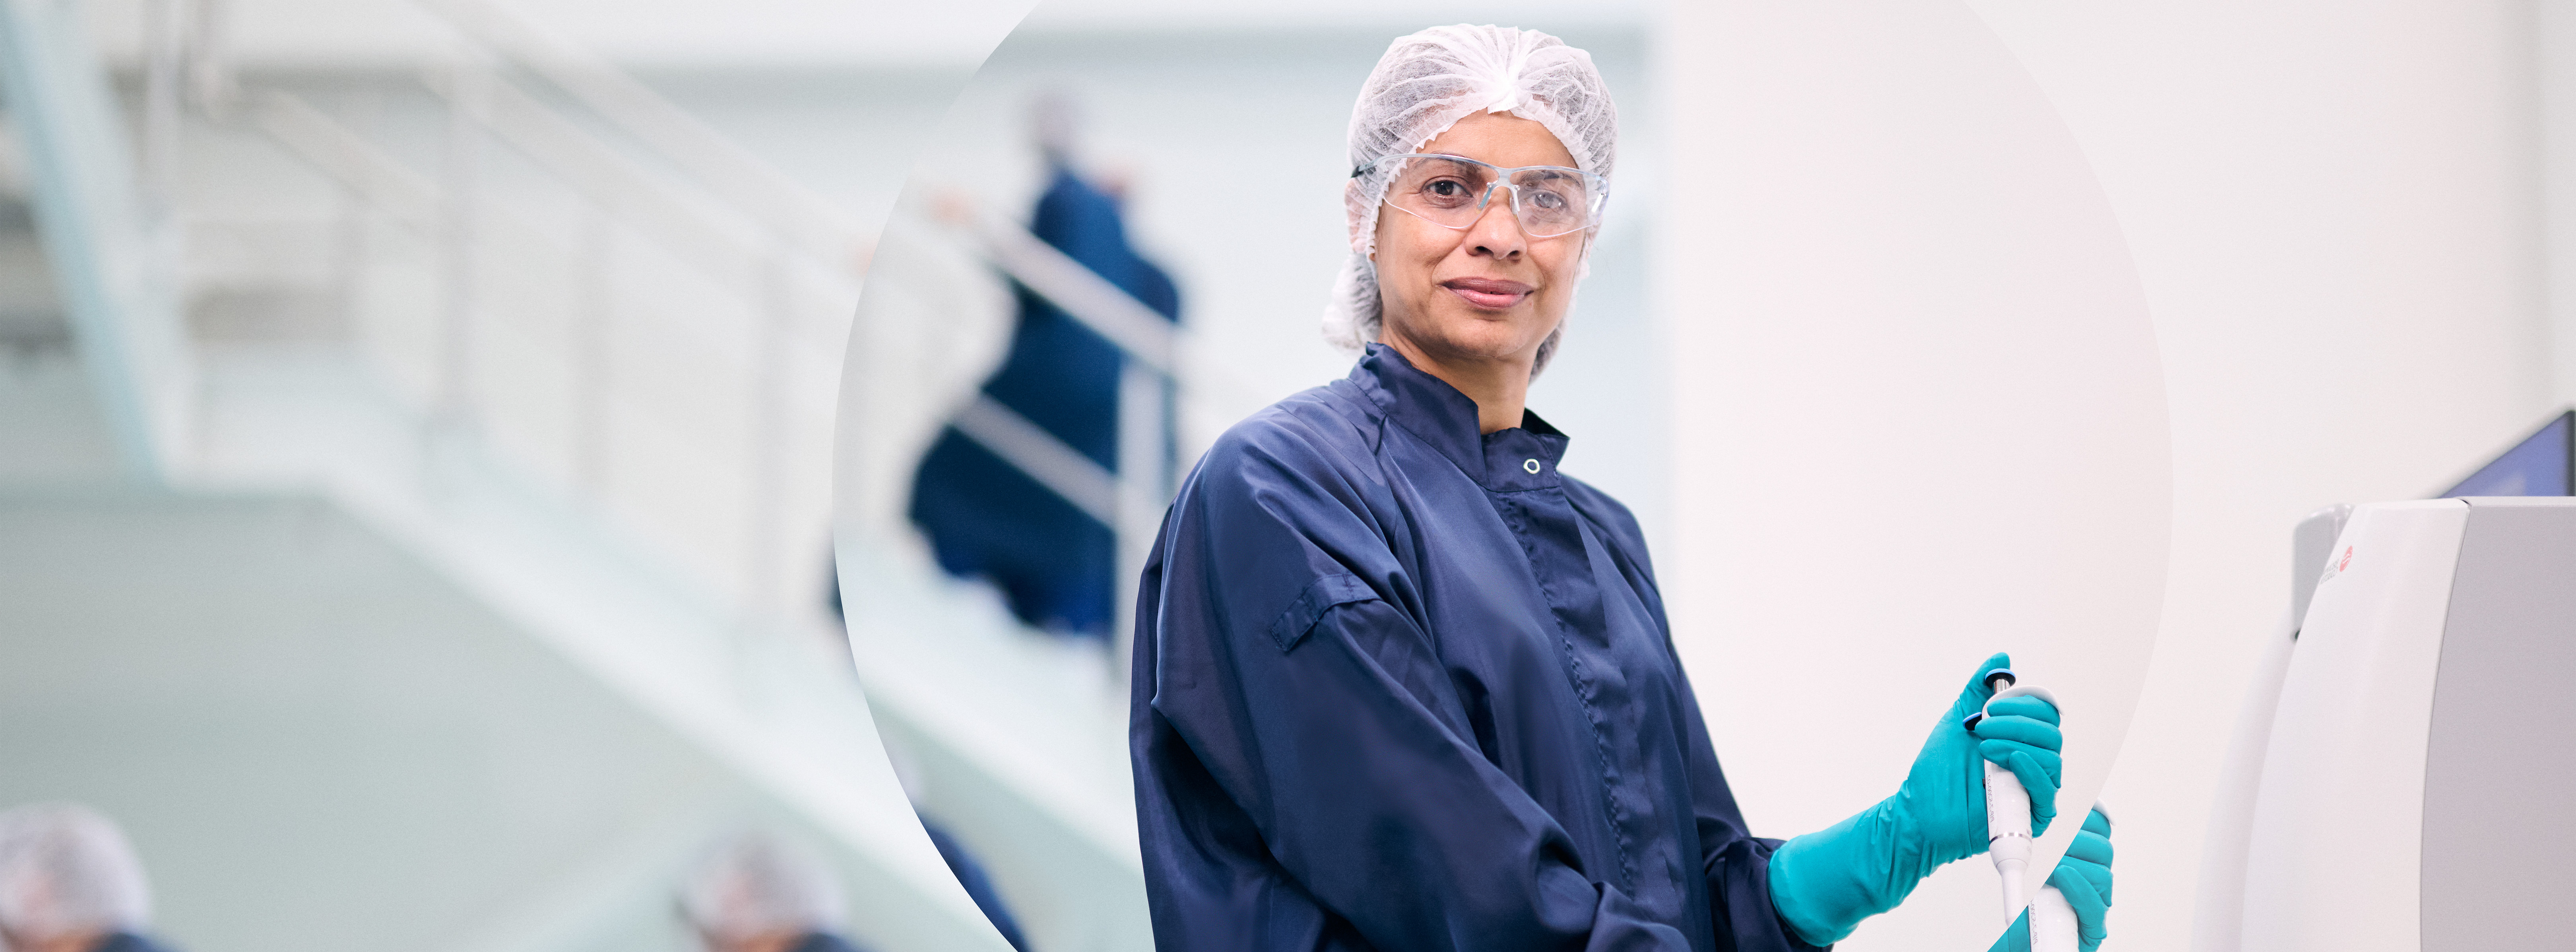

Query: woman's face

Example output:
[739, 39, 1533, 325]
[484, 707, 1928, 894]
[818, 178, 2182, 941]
[1370, 110, 1587, 371]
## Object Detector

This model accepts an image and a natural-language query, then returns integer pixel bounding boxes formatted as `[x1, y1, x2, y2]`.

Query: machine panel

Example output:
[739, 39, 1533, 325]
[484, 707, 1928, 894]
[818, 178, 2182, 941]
[2240, 500, 2465, 952]
[2421, 498, 2576, 951]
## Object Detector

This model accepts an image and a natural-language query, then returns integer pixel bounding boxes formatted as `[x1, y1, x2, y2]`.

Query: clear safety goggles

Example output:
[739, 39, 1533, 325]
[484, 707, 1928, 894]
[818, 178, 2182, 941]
[1354, 153, 1609, 239]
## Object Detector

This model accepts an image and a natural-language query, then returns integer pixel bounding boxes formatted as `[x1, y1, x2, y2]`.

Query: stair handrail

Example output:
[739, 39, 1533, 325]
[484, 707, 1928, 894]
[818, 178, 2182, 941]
[412, 0, 869, 273]
[0, 0, 186, 481]
[959, 208, 1268, 414]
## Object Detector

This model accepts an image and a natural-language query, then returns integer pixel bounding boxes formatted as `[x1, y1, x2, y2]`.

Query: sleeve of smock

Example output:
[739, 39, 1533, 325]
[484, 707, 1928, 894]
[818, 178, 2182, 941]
[1674, 668, 1831, 952]
[1145, 428, 1692, 952]
[1571, 484, 1828, 952]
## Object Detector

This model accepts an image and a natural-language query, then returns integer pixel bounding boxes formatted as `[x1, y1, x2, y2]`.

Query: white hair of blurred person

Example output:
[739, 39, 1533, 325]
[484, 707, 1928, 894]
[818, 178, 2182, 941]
[1031, 91, 1080, 164]
[0, 803, 152, 952]
[679, 832, 846, 952]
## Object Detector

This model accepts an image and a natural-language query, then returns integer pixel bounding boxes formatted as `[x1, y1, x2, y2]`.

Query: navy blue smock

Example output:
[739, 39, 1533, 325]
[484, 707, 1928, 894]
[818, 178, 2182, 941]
[910, 162, 1181, 636]
[1129, 345, 1821, 952]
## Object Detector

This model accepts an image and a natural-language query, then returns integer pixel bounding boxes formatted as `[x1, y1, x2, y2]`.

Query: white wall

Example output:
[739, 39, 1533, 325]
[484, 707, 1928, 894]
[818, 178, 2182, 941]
[1658, 3, 2171, 948]
[1663, 2, 2559, 950]
[2540, 0, 2576, 408]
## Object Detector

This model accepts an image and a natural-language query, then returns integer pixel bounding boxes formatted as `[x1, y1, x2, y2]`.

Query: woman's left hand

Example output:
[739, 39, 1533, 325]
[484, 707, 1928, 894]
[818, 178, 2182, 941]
[1768, 653, 2069, 946]
[1974, 691, 2066, 837]
[1922, 653, 2065, 857]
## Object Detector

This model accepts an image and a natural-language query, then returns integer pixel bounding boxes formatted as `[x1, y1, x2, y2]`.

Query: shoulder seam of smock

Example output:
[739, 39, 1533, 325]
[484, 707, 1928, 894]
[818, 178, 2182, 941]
[1267, 573, 1376, 652]
[1203, 386, 1377, 464]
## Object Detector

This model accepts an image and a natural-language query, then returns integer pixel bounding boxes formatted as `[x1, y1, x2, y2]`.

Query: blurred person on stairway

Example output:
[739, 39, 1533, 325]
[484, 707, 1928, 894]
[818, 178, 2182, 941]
[0, 803, 181, 952]
[909, 93, 1183, 640]
[681, 833, 871, 952]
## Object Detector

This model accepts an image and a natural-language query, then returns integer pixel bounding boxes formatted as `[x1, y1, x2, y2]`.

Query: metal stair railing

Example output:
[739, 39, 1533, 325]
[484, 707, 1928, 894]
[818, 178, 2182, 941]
[399, 0, 1272, 649]
[2, 5, 1022, 948]
[0, 0, 190, 481]
[155, 0, 874, 624]
[950, 210, 1273, 652]
[232, 5, 1280, 943]
[843, 196, 1286, 680]
[413, 0, 868, 271]
[227, 20, 1193, 945]
[239, 75, 845, 619]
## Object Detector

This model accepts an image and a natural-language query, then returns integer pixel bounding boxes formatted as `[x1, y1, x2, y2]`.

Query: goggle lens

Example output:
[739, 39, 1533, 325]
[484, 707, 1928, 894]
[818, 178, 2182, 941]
[1374, 155, 1602, 239]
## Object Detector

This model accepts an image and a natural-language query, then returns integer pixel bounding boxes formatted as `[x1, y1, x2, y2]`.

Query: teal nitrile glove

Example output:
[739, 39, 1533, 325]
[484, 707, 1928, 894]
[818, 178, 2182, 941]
[1979, 693, 2066, 835]
[2054, 807, 2114, 951]
[1985, 806, 2114, 952]
[1767, 654, 2066, 946]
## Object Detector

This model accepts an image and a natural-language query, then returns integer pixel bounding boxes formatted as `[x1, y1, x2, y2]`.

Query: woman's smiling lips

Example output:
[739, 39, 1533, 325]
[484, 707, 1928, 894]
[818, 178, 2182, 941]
[1441, 277, 1534, 310]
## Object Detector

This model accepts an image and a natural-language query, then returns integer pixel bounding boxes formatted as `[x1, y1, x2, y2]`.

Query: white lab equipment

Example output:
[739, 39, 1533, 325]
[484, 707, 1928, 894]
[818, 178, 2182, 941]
[1975, 674, 2047, 918]
[2029, 874, 2081, 952]
[2192, 495, 2576, 952]
[1974, 674, 2083, 952]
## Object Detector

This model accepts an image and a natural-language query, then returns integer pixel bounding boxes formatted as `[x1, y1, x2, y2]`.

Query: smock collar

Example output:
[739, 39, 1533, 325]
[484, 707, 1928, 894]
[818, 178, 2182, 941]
[1347, 344, 1569, 492]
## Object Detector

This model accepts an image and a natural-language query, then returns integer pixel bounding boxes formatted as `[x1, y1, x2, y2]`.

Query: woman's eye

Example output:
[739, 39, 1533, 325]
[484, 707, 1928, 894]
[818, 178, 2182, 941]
[1420, 178, 1477, 205]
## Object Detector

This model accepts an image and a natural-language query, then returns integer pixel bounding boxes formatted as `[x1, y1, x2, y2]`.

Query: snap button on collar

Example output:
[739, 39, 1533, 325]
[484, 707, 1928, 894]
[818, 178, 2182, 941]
[1523, 459, 1542, 474]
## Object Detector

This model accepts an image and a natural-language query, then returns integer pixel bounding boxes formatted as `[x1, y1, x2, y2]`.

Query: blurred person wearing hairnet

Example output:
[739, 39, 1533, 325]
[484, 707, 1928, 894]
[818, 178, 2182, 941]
[1127, 25, 2110, 952]
[679, 834, 870, 952]
[0, 803, 179, 952]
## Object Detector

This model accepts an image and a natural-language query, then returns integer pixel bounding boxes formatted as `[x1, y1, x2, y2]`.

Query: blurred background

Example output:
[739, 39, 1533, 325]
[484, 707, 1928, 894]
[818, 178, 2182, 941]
[0, 0, 1031, 949]
[6, 0, 2575, 951]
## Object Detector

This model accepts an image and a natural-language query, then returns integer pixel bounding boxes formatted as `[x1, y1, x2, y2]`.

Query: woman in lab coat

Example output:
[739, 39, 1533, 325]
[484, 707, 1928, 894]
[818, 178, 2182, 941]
[1124, 25, 2110, 952]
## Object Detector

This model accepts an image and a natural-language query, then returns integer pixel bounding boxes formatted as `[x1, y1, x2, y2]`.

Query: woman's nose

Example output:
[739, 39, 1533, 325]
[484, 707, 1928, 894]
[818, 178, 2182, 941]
[1464, 189, 1526, 260]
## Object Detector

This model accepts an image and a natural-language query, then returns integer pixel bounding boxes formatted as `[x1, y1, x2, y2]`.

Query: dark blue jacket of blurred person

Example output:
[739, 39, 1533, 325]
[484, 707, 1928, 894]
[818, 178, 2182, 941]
[95, 934, 181, 952]
[788, 933, 868, 952]
[910, 162, 1181, 637]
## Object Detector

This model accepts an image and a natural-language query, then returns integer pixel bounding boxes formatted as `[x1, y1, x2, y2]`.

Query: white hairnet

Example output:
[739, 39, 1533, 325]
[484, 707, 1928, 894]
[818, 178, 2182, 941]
[679, 832, 846, 940]
[1326, 25, 1619, 375]
[0, 803, 152, 939]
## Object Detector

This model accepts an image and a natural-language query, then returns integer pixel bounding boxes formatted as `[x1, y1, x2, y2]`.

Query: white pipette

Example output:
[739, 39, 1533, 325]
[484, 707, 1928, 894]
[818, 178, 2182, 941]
[2028, 804, 2110, 952]
[1965, 668, 2080, 951]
